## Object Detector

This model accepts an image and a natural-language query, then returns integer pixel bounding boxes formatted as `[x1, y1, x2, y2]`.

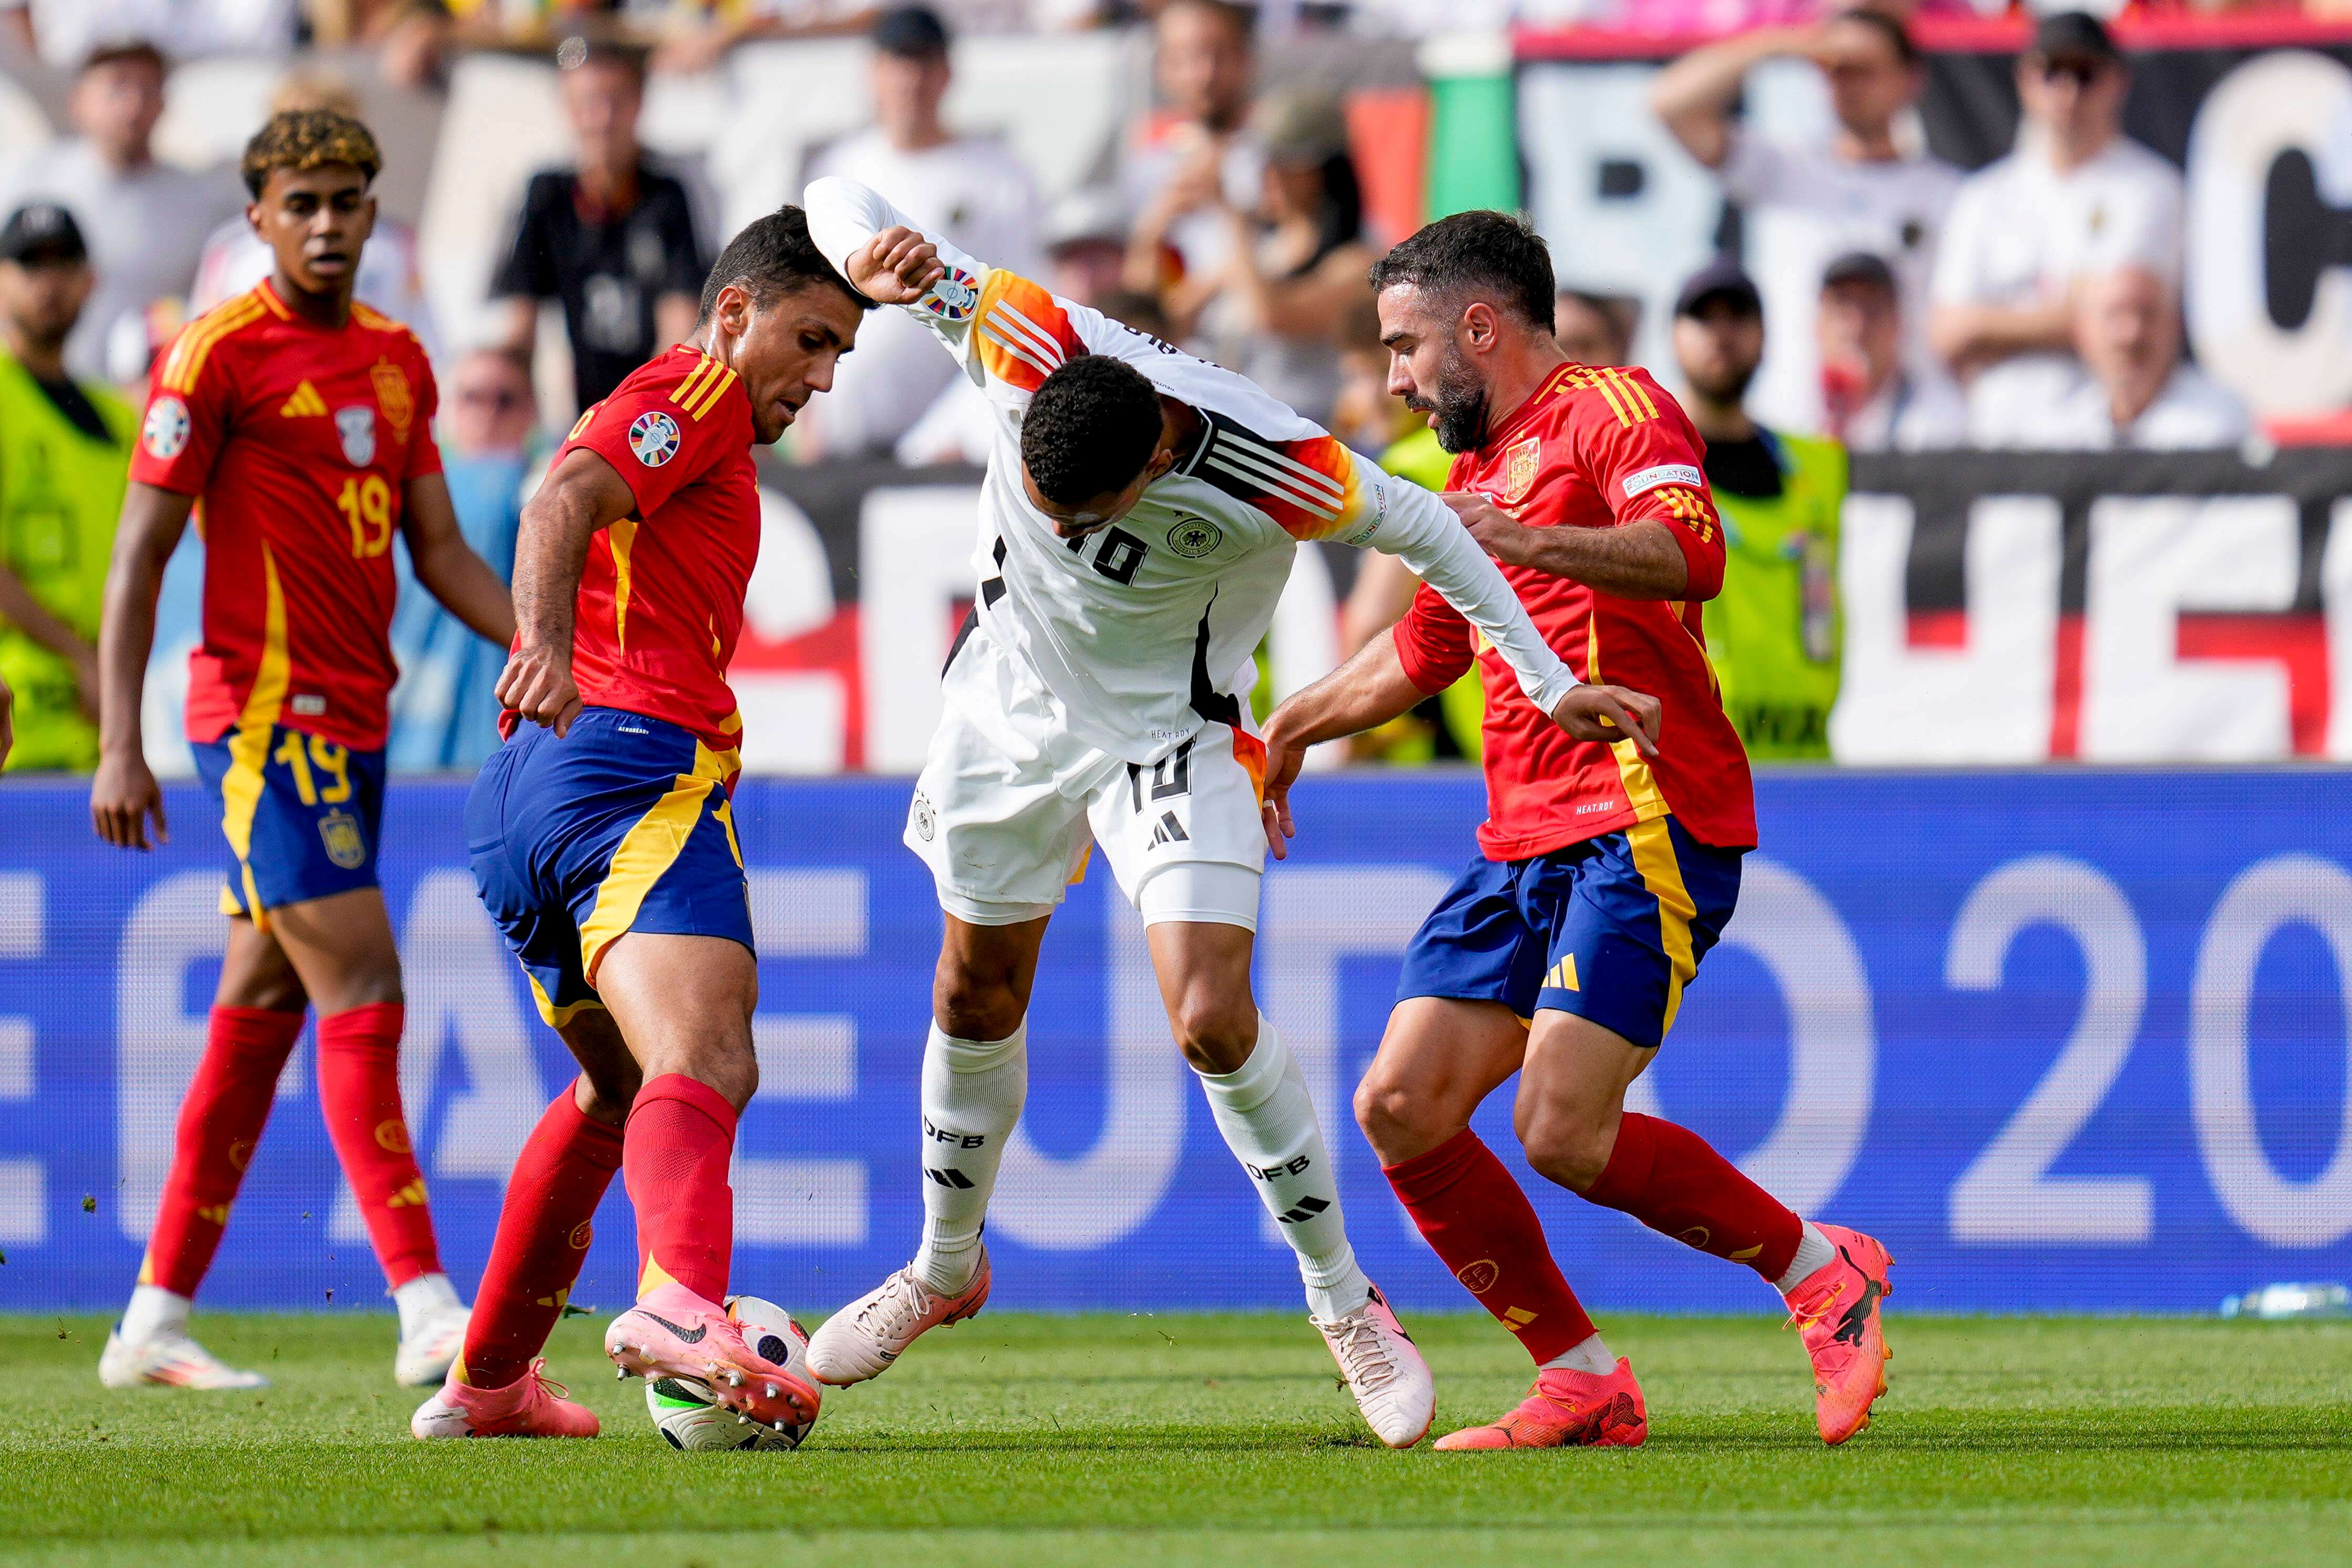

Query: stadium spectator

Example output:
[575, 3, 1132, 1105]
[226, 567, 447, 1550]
[489, 40, 707, 416]
[0, 203, 131, 773]
[1817, 250, 1962, 450]
[1929, 12, 2184, 439]
[0, 1, 299, 69]
[1552, 288, 1637, 368]
[1670, 259, 1846, 761]
[1121, 0, 1263, 311]
[1651, 7, 1960, 434]
[797, 6, 1044, 457]
[188, 71, 442, 364]
[1179, 88, 1371, 427]
[1039, 186, 1132, 309]
[387, 347, 539, 770]
[0, 41, 244, 387]
[1970, 264, 2250, 450]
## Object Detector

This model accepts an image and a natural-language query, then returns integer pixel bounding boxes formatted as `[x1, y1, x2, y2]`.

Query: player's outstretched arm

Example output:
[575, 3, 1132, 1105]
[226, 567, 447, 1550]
[1259, 634, 1430, 859]
[89, 482, 197, 850]
[1444, 493, 1693, 600]
[498, 448, 637, 739]
[805, 177, 961, 319]
[401, 473, 518, 649]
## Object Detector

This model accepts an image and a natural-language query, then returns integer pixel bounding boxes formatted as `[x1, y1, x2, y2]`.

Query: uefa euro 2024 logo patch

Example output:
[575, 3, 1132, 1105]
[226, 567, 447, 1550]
[142, 396, 189, 460]
[921, 267, 980, 322]
[630, 410, 681, 468]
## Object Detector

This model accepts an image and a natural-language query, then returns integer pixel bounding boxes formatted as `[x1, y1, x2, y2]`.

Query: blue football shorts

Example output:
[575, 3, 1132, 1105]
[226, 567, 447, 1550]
[191, 721, 387, 924]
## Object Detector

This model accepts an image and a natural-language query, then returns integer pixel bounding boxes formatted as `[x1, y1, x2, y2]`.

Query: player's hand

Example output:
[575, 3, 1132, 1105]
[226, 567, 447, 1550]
[1441, 491, 1542, 568]
[846, 226, 946, 307]
[1551, 683, 1662, 760]
[497, 643, 584, 738]
[91, 748, 167, 850]
[1258, 729, 1305, 861]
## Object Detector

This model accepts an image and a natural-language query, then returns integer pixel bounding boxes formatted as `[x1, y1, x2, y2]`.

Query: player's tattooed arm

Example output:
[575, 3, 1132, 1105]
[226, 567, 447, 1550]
[1443, 494, 1692, 600]
[499, 448, 638, 738]
[402, 474, 517, 650]
[89, 481, 198, 851]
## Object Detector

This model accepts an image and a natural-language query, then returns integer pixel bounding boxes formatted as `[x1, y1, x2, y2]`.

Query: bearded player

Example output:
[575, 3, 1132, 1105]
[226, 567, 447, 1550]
[797, 177, 1660, 1449]
[1262, 212, 1893, 1450]
[88, 111, 515, 1390]
[409, 208, 881, 1440]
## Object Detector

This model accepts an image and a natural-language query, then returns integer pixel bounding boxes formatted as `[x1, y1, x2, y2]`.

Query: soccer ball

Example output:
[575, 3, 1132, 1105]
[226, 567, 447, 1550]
[643, 1295, 818, 1451]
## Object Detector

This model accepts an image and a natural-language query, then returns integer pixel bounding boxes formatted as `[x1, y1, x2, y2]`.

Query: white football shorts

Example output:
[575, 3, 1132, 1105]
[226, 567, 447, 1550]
[906, 640, 1270, 931]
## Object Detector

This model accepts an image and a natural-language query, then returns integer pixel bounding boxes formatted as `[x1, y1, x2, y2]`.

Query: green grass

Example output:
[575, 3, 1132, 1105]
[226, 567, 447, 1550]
[2, 1311, 2348, 1566]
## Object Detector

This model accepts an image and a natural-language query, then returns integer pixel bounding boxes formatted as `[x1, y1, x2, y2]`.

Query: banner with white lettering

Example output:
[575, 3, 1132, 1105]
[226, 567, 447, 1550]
[2, 769, 2346, 1316]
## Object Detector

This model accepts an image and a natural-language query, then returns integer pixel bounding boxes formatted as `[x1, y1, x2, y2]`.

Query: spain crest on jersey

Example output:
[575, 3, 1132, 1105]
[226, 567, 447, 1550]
[318, 808, 367, 870]
[371, 358, 414, 440]
[1500, 435, 1541, 506]
[335, 406, 376, 467]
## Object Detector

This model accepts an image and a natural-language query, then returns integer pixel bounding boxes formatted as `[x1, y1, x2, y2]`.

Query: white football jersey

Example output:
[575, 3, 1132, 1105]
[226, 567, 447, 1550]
[805, 177, 1578, 768]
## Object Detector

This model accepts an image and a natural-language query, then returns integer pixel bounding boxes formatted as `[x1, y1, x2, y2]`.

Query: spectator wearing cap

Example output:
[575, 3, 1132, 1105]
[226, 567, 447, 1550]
[1818, 250, 1964, 451]
[187, 70, 442, 364]
[1652, 6, 1960, 434]
[797, 5, 1044, 457]
[1672, 260, 1847, 762]
[1930, 12, 2184, 439]
[0, 42, 246, 386]
[0, 2, 300, 70]
[0, 204, 134, 771]
[1120, 0, 1263, 308]
[489, 40, 707, 416]
[1971, 264, 2248, 451]
[1171, 88, 1371, 427]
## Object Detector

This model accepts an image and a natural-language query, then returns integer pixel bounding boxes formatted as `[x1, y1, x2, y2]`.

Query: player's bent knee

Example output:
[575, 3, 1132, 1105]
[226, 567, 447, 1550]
[1354, 1073, 1447, 1164]
[934, 977, 1026, 1043]
[1168, 994, 1257, 1075]
[1518, 1107, 1617, 1193]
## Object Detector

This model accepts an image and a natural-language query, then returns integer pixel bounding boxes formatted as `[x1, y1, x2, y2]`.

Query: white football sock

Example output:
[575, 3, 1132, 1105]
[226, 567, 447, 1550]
[912, 1021, 1027, 1295]
[1775, 1221, 1839, 1294]
[1195, 1014, 1371, 1322]
[1540, 1333, 1618, 1377]
[392, 1271, 461, 1338]
[119, 1284, 190, 1346]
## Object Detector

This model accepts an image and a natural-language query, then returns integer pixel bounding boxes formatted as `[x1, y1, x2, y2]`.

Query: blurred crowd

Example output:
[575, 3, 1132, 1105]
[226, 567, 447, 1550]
[0, 0, 2319, 773]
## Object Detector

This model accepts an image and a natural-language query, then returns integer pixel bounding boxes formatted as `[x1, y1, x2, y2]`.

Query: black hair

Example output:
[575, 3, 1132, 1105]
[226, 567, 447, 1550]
[1020, 354, 1163, 508]
[1831, 8, 1919, 70]
[697, 205, 869, 325]
[1299, 150, 1364, 273]
[1367, 210, 1555, 335]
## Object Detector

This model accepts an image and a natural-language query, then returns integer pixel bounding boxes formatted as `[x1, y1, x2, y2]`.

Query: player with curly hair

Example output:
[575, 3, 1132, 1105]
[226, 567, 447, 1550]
[89, 110, 516, 1391]
[797, 177, 1662, 1449]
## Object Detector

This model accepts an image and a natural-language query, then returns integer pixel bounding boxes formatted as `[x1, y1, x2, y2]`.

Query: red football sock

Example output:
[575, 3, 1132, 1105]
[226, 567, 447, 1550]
[462, 1085, 626, 1388]
[1581, 1111, 1802, 1282]
[1383, 1129, 1596, 1365]
[623, 1073, 737, 1301]
[315, 1001, 442, 1288]
[140, 1006, 306, 1297]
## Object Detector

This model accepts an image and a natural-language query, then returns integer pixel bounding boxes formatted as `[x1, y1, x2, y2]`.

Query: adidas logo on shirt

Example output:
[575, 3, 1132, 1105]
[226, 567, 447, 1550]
[280, 381, 327, 418]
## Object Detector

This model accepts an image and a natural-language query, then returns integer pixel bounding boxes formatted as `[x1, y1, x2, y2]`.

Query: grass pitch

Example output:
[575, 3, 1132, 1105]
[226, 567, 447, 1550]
[2, 1310, 2346, 1567]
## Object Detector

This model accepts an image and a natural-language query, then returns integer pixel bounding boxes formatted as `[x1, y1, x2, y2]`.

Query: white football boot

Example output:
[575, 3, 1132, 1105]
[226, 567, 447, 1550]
[394, 1300, 472, 1387]
[99, 1325, 269, 1390]
[806, 1246, 991, 1386]
[1313, 1284, 1435, 1449]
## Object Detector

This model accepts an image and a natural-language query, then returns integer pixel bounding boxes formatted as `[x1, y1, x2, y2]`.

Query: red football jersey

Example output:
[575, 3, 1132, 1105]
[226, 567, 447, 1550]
[131, 281, 442, 751]
[1393, 362, 1757, 857]
[530, 345, 758, 753]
